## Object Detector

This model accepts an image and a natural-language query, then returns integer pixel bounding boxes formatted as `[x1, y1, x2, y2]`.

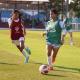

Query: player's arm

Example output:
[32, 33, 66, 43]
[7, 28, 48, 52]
[8, 18, 14, 29]
[43, 22, 48, 37]
[43, 31, 47, 37]
[59, 21, 66, 45]
[8, 14, 17, 28]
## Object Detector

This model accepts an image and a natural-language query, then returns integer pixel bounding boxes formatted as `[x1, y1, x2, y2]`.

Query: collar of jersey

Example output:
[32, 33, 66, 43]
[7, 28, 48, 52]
[14, 18, 19, 22]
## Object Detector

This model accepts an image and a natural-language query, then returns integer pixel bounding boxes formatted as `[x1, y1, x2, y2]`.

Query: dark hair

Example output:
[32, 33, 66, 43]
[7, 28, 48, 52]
[13, 9, 20, 13]
[13, 9, 22, 20]
[51, 9, 58, 15]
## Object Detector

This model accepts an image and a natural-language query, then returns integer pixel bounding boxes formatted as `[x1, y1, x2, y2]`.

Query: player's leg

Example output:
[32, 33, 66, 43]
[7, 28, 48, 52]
[14, 40, 27, 58]
[12, 39, 29, 63]
[61, 34, 65, 44]
[52, 47, 60, 63]
[16, 45, 22, 52]
[21, 40, 29, 63]
[12, 40, 22, 52]
[61, 29, 67, 44]
[20, 37, 31, 55]
[47, 44, 53, 70]
[12, 40, 24, 63]
[69, 31, 73, 45]
[19, 37, 31, 63]
[24, 46, 31, 55]
[16, 43, 28, 58]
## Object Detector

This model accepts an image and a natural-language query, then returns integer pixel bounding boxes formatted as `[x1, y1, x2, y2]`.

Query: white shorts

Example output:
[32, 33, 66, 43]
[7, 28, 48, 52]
[62, 29, 72, 35]
[47, 42, 61, 48]
[12, 37, 24, 46]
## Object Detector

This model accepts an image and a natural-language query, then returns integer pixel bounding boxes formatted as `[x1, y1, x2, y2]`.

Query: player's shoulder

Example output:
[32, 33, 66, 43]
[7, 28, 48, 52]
[8, 18, 12, 22]
[57, 19, 63, 24]
[8, 18, 12, 24]
[58, 19, 64, 29]
[8, 18, 12, 20]
[47, 20, 51, 23]
[47, 19, 53, 24]
[45, 20, 50, 26]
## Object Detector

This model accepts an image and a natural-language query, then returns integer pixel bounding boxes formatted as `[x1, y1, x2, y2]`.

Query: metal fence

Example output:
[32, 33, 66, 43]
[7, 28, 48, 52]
[72, 23, 80, 31]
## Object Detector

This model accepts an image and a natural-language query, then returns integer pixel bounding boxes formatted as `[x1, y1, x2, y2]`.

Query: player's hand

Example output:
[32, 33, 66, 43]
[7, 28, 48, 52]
[43, 33, 45, 37]
[43, 32, 46, 37]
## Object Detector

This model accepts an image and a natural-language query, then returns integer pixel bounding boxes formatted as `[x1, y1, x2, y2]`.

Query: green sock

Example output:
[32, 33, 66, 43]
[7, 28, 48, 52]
[24, 47, 31, 55]
[22, 49, 28, 58]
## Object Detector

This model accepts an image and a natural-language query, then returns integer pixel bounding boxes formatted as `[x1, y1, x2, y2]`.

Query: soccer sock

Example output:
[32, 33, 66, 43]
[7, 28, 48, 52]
[22, 49, 29, 63]
[22, 50, 27, 58]
[24, 47, 31, 55]
[47, 56, 52, 67]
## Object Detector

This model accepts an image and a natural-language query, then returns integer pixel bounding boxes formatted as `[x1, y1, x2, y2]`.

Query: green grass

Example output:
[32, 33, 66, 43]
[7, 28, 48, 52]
[0, 30, 80, 80]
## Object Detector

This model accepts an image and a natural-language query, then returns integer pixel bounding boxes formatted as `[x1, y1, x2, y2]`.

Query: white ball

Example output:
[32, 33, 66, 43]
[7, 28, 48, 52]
[39, 65, 48, 74]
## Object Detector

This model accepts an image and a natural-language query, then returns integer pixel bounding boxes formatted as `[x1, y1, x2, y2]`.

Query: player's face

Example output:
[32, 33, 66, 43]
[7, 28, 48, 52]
[12, 12, 19, 20]
[50, 12, 57, 20]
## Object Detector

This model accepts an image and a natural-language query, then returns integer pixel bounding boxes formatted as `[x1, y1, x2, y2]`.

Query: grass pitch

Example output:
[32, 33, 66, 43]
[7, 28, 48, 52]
[0, 30, 80, 80]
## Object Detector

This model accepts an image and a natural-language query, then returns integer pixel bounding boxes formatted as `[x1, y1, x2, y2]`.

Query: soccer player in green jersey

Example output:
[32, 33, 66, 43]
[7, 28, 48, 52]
[43, 9, 65, 70]
[62, 15, 73, 45]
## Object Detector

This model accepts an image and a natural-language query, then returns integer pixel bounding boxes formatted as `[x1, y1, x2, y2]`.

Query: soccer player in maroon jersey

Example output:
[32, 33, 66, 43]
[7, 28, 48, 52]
[8, 10, 31, 63]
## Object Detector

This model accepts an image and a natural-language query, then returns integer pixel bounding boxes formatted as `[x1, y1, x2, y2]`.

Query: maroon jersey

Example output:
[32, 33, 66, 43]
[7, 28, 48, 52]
[10, 19, 24, 40]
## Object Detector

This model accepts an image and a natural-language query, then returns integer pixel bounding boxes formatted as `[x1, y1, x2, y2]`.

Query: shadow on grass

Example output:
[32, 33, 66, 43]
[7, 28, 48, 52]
[29, 61, 44, 65]
[46, 73, 66, 77]
[54, 65, 80, 73]
[0, 62, 18, 65]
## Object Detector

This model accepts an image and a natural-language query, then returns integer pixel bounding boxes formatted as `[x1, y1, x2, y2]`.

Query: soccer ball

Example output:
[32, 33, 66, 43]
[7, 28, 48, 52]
[39, 65, 48, 74]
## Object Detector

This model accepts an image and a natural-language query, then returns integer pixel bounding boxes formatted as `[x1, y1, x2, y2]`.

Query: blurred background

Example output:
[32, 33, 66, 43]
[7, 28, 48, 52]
[0, 0, 80, 31]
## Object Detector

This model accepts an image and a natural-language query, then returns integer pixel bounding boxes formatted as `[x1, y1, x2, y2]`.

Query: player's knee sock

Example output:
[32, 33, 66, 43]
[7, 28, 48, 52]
[22, 50, 27, 58]
[47, 56, 52, 67]
[22, 50, 29, 63]
[22, 47, 31, 57]
[24, 47, 31, 55]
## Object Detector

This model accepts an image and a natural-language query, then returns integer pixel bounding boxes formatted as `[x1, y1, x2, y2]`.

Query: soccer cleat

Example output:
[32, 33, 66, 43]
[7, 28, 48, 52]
[48, 66, 53, 71]
[25, 47, 31, 55]
[24, 56, 29, 64]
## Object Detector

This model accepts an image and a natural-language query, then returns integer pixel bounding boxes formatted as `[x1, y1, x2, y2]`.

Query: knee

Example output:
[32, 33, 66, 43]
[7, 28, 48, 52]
[21, 46, 24, 51]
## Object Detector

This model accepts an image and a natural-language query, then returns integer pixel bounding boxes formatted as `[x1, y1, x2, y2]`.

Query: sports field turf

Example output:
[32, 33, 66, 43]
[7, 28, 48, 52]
[0, 30, 80, 80]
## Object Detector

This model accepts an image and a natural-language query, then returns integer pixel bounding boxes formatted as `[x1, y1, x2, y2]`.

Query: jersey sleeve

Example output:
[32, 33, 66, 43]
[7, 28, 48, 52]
[59, 21, 66, 30]
[45, 21, 50, 31]
[8, 18, 12, 28]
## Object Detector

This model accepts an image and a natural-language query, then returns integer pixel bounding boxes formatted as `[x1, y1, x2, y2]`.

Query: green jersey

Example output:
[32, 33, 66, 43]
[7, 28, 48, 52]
[64, 18, 72, 31]
[46, 19, 63, 45]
